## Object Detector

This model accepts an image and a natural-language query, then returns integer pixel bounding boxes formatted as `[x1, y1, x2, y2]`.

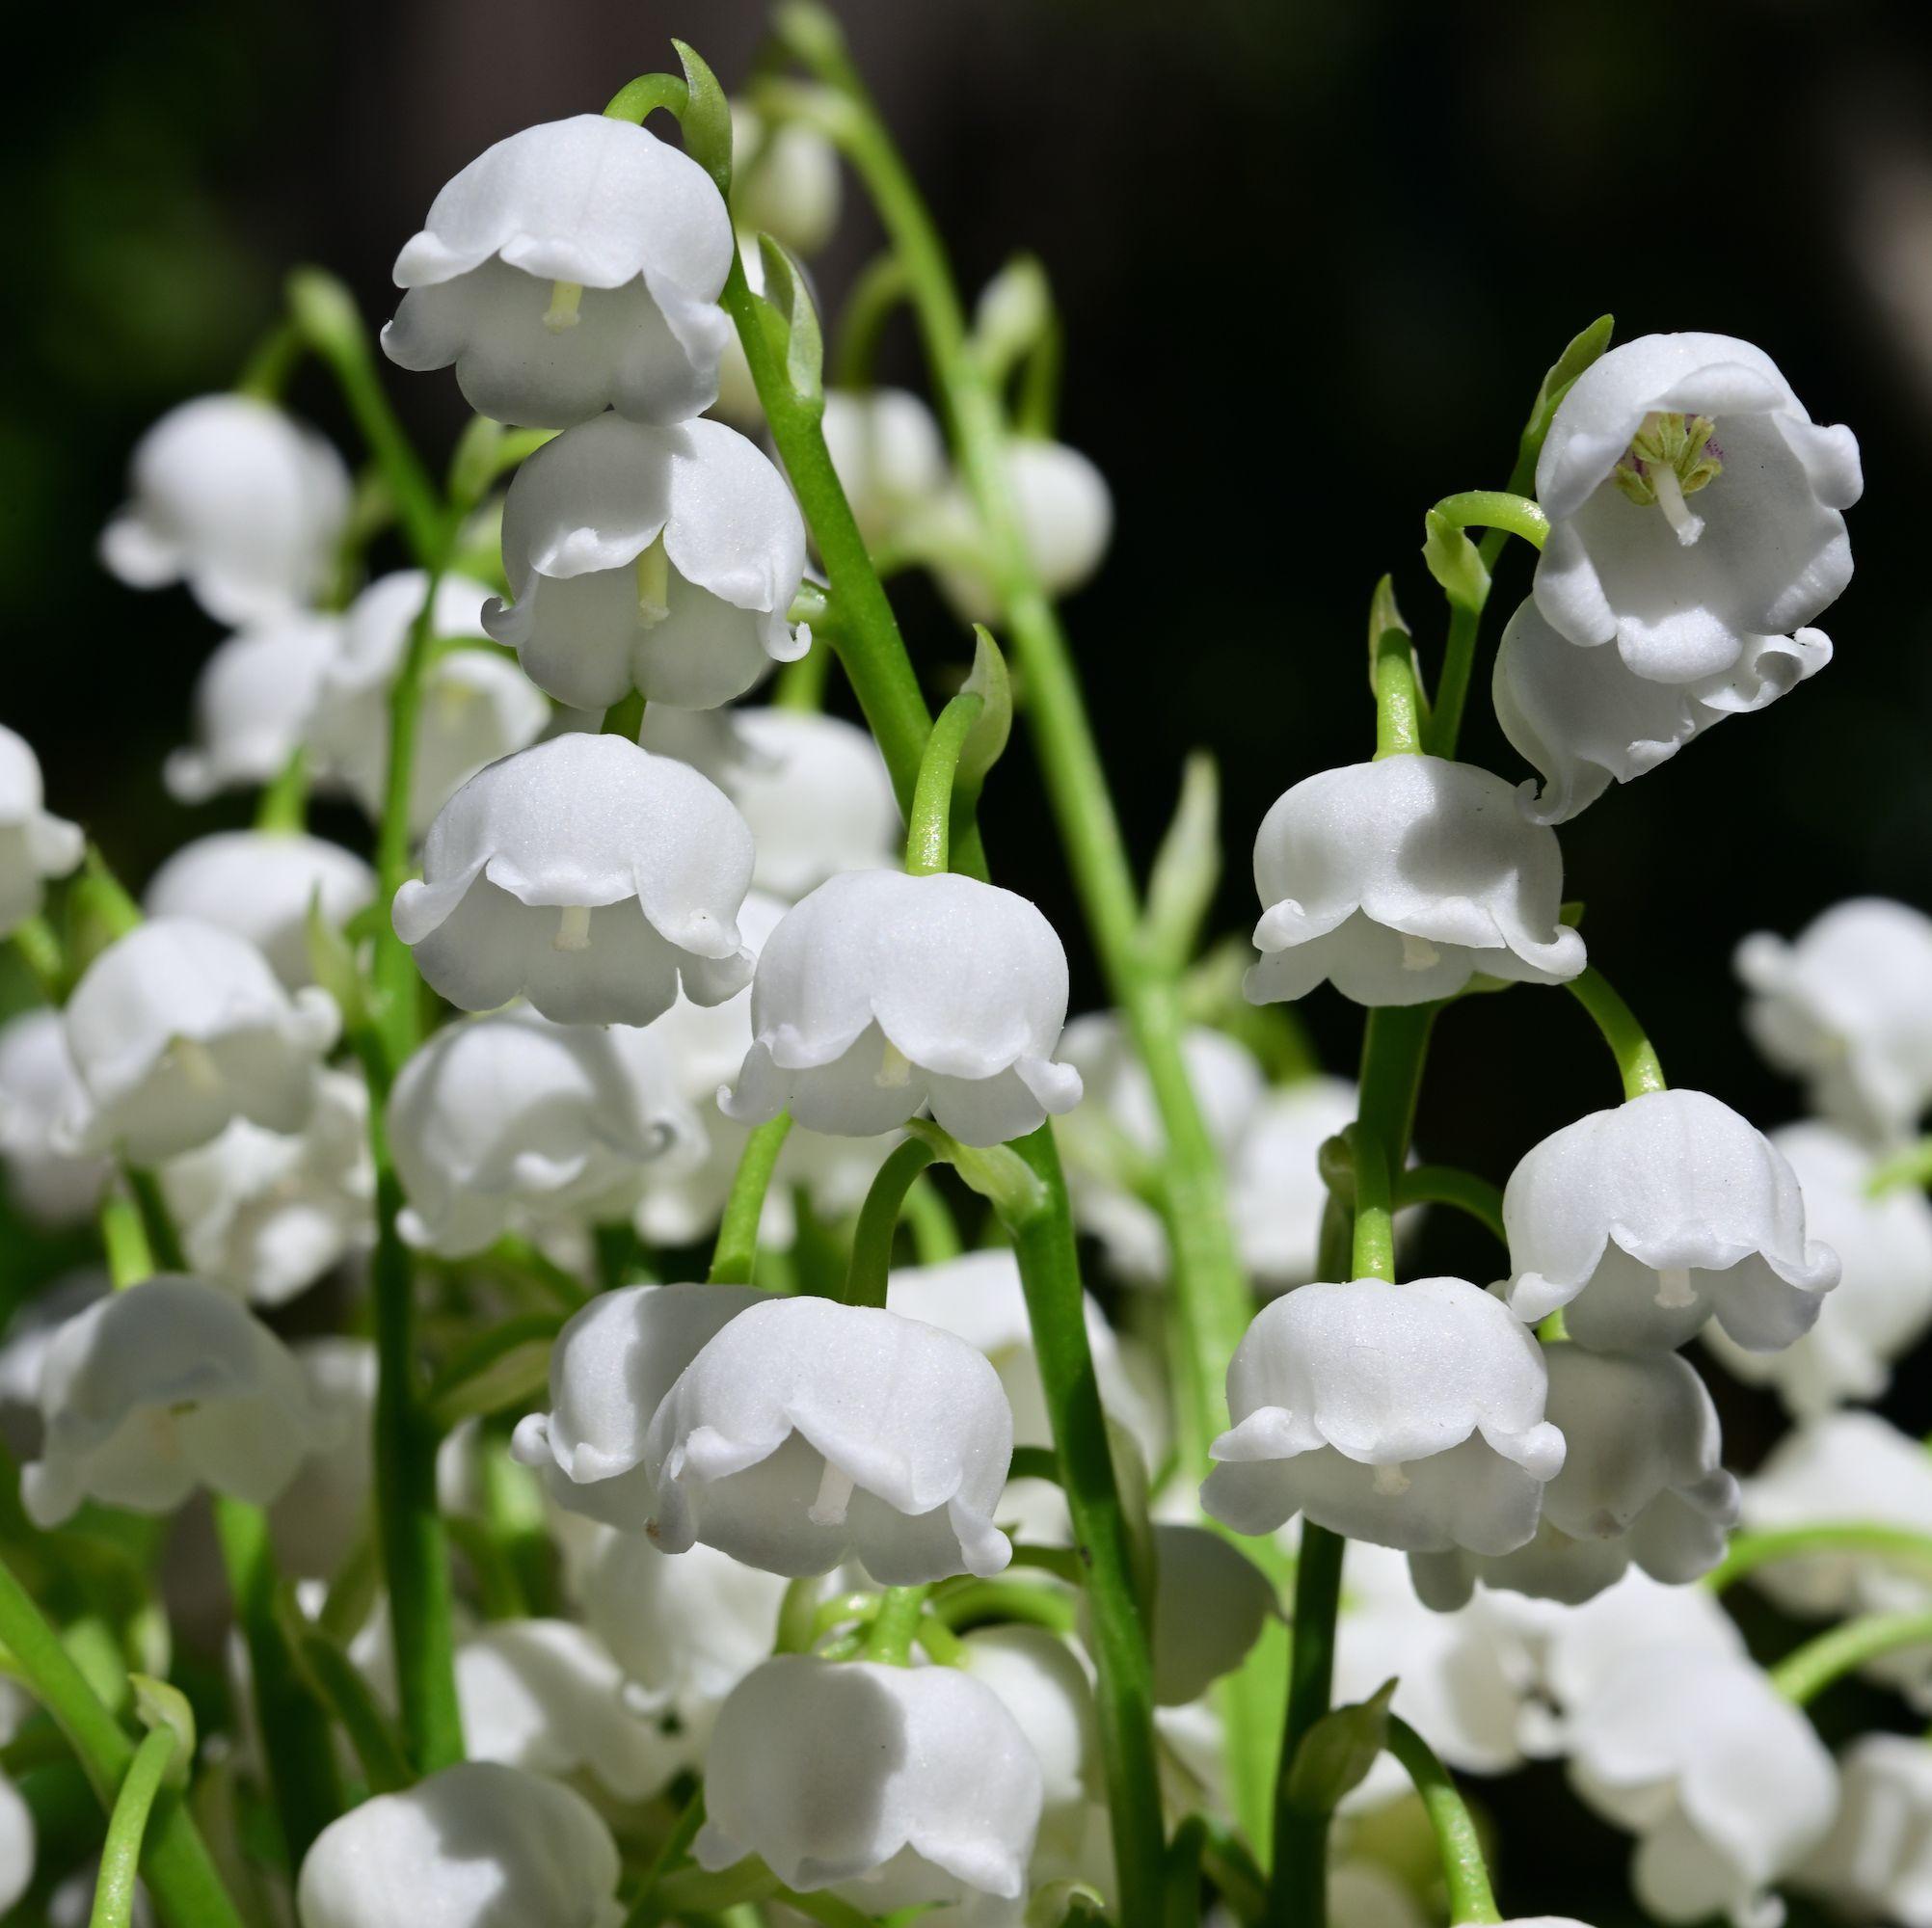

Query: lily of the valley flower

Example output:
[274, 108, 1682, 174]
[1201, 1275, 1565, 1555]
[98, 395, 351, 625]
[296, 1760, 624, 1928]
[729, 99, 842, 257]
[1230, 1075, 1374, 1292]
[1535, 331, 1861, 687]
[21, 1274, 335, 1528]
[0, 725, 82, 939]
[695, 1655, 1042, 1908]
[1245, 756, 1585, 1007]
[0, 1009, 108, 1226]
[383, 115, 735, 430]
[484, 415, 807, 711]
[820, 387, 950, 547]
[723, 869, 1083, 1146]
[1736, 897, 1932, 1144]
[1794, 1734, 1932, 1927]
[642, 1295, 1016, 1582]
[60, 918, 338, 1163]
[164, 613, 343, 804]
[392, 733, 756, 1028]
[1500, 1089, 1839, 1352]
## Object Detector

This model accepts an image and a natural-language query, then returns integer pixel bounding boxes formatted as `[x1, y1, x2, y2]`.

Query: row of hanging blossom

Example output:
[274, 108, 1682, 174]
[3, 13, 1932, 1928]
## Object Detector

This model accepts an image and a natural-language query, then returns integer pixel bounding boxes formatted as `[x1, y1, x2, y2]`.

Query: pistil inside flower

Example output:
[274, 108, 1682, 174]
[171, 1035, 223, 1094]
[1400, 933, 1440, 972]
[1372, 1461, 1410, 1496]
[634, 533, 671, 627]
[1653, 1266, 1696, 1310]
[807, 1458, 855, 1527]
[875, 1037, 914, 1087]
[552, 905, 593, 952]
[544, 281, 585, 333]
[1611, 412, 1724, 547]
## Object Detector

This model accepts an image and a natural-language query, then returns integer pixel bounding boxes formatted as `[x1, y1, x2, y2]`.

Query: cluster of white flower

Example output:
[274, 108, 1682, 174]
[3, 24, 1930, 1928]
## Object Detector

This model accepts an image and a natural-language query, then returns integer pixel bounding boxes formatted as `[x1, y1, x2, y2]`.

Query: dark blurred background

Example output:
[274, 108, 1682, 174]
[9, 0, 1932, 1914]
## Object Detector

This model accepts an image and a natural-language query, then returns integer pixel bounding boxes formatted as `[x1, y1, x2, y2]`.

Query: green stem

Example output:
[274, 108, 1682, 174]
[929, 1579, 1077, 1635]
[602, 690, 647, 741]
[98, 1188, 153, 1290]
[1371, 628, 1422, 760]
[281, 1607, 415, 1793]
[773, 634, 832, 711]
[1271, 1523, 1346, 1928]
[0, 1555, 245, 1928]
[1431, 490, 1548, 551]
[859, 1586, 927, 1665]
[88, 1724, 178, 1928]
[1868, 1138, 1932, 1195]
[833, 252, 911, 388]
[255, 747, 310, 833]
[903, 688, 984, 875]
[1772, 1610, 1932, 1705]
[1395, 1165, 1506, 1245]
[604, 72, 692, 122]
[1349, 1126, 1395, 1284]
[844, 1137, 938, 1307]
[1384, 1715, 1500, 1925]
[622, 1789, 709, 1928]
[1707, 1523, 1932, 1593]
[900, 1174, 962, 1264]
[234, 319, 304, 404]
[125, 1168, 187, 1274]
[709, 1114, 794, 1285]
[1565, 967, 1666, 1101]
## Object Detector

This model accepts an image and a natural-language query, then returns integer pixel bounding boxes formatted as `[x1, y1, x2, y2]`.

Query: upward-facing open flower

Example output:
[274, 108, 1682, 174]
[297, 1761, 623, 1928]
[1245, 756, 1585, 1007]
[383, 115, 734, 430]
[1201, 1275, 1565, 1555]
[695, 1655, 1041, 1909]
[643, 1295, 1015, 1582]
[145, 831, 374, 990]
[820, 387, 950, 547]
[1736, 897, 1932, 1143]
[723, 870, 1082, 1146]
[21, 1274, 335, 1528]
[1494, 596, 1831, 824]
[393, 734, 755, 1028]
[309, 571, 549, 836]
[164, 613, 343, 804]
[60, 919, 338, 1162]
[0, 1010, 107, 1226]
[389, 1011, 698, 1257]
[98, 395, 351, 625]
[1535, 332, 1861, 686]
[484, 415, 807, 710]
[1705, 1122, 1932, 1414]
[1500, 1089, 1839, 1352]
[0, 726, 81, 939]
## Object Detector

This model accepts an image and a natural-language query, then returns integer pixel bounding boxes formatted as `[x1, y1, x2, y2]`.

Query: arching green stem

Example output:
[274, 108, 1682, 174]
[1395, 1165, 1506, 1244]
[904, 689, 983, 875]
[1350, 1126, 1395, 1284]
[87, 1724, 179, 1928]
[1385, 1715, 1501, 1925]
[834, 251, 912, 388]
[601, 690, 646, 741]
[709, 1114, 795, 1285]
[1772, 1609, 1932, 1704]
[1565, 967, 1666, 1101]
[845, 1137, 938, 1307]
[98, 1188, 153, 1290]
[1708, 1523, 1932, 1593]
[604, 72, 691, 122]
[1431, 491, 1549, 551]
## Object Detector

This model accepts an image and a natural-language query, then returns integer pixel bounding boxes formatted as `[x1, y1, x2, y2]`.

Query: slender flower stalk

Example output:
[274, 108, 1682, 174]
[845, 1137, 938, 1307]
[708, 1113, 795, 1284]
[1771, 1609, 1932, 1704]
[1566, 966, 1667, 1099]
[87, 1722, 180, 1928]
[1385, 1715, 1501, 1925]
[1707, 1523, 1932, 1593]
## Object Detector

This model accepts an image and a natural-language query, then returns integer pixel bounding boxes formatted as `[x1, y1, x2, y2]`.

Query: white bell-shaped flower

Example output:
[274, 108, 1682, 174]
[21, 1274, 335, 1528]
[640, 706, 902, 901]
[394, 733, 755, 1027]
[821, 387, 950, 547]
[1534, 332, 1861, 687]
[1706, 1122, 1932, 1413]
[1566, 1643, 1838, 1928]
[1494, 595, 1830, 825]
[145, 831, 375, 990]
[1410, 1346, 1737, 1610]
[1145, 1521, 1278, 1705]
[642, 1295, 1015, 1582]
[99, 395, 351, 625]
[268, 1338, 375, 1581]
[484, 415, 807, 711]
[295, 1760, 623, 1928]
[1057, 1014, 1264, 1282]
[164, 613, 342, 804]
[1500, 1089, 1839, 1352]
[389, 1010, 696, 1256]
[730, 100, 841, 257]
[695, 1655, 1041, 1908]
[309, 571, 549, 836]
[0, 1272, 106, 1459]
[0, 725, 82, 938]
[0, 1010, 108, 1226]
[723, 869, 1082, 1146]
[1201, 1275, 1564, 1555]
[511, 1281, 765, 1528]
[454, 1619, 679, 1802]
[1736, 897, 1932, 1143]
[60, 918, 338, 1163]
[383, 115, 734, 430]
[0, 1763, 30, 1918]
[1230, 1076, 1367, 1292]
[1794, 1734, 1932, 1928]
[159, 1069, 372, 1304]
[1245, 756, 1585, 1007]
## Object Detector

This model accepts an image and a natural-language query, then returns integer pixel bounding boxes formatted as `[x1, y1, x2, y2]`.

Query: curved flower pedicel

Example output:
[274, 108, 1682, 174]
[0, 725, 82, 939]
[97, 394, 351, 625]
[382, 114, 734, 429]
[484, 415, 807, 711]
[392, 733, 755, 1028]
[388, 1011, 698, 1257]
[1200, 1275, 1565, 1555]
[1500, 1088, 1839, 1352]
[21, 1274, 335, 1528]
[296, 1761, 624, 1928]
[1494, 596, 1831, 824]
[164, 613, 343, 804]
[723, 869, 1083, 1146]
[1411, 1346, 1738, 1611]
[1535, 331, 1861, 686]
[1735, 897, 1932, 1143]
[59, 918, 338, 1163]
[642, 1295, 1016, 1582]
[695, 1655, 1042, 1910]
[1244, 756, 1585, 1007]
